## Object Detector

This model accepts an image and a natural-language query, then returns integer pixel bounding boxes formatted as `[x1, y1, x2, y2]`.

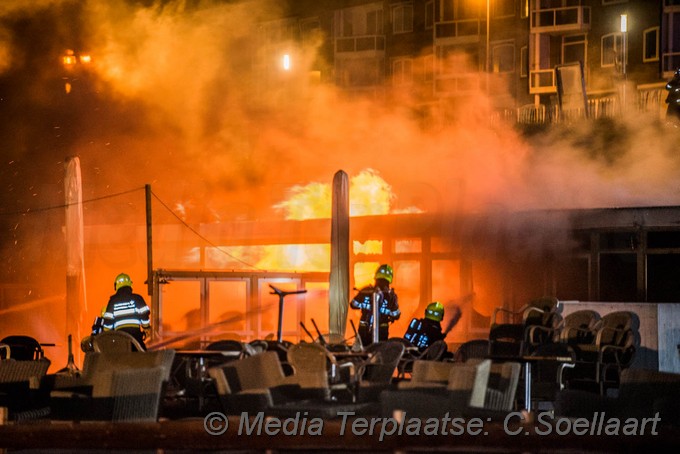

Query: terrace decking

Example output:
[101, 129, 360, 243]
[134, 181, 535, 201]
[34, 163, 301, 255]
[1, 417, 678, 452]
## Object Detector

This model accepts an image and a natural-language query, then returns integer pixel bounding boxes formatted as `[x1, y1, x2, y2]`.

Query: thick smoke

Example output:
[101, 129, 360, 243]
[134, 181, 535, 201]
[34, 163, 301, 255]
[5, 0, 679, 221]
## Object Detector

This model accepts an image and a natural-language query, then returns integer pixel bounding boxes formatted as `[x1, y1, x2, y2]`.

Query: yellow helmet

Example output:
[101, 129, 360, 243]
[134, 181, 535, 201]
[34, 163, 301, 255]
[425, 301, 444, 322]
[114, 273, 133, 291]
[374, 264, 394, 283]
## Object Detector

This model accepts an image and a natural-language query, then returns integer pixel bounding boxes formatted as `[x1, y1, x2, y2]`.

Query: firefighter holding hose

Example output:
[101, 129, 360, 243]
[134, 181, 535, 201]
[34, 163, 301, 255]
[350, 264, 401, 346]
[102, 273, 151, 350]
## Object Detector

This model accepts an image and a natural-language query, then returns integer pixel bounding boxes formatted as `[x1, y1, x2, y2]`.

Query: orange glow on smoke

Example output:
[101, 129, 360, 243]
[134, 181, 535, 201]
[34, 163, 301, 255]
[274, 168, 394, 220]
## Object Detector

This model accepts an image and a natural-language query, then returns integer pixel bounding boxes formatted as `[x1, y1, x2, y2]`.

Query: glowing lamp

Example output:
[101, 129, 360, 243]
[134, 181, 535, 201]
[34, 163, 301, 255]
[282, 54, 291, 71]
[62, 50, 77, 66]
[620, 14, 627, 33]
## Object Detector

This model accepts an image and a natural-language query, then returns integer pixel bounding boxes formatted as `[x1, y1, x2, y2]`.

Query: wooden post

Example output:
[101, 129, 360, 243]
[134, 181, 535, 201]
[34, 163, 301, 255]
[329, 170, 350, 339]
[145, 184, 153, 298]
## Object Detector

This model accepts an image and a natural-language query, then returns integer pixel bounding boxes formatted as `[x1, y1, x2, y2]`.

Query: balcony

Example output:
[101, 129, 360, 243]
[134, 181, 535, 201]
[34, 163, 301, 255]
[335, 35, 385, 54]
[529, 69, 556, 94]
[663, 51, 680, 75]
[531, 5, 590, 34]
[434, 18, 483, 44]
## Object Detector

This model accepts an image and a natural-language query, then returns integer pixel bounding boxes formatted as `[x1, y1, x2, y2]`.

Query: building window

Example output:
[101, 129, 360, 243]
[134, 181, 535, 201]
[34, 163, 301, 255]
[337, 5, 384, 37]
[493, 0, 515, 18]
[367, 9, 384, 35]
[340, 10, 354, 37]
[602, 0, 627, 5]
[393, 4, 414, 34]
[662, 9, 680, 73]
[601, 32, 623, 67]
[425, 1, 434, 29]
[393, 58, 413, 85]
[437, 0, 478, 22]
[563, 34, 587, 66]
[520, 45, 528, 77]
[643, 27, 660, 62]
[492, 42, 515, 73]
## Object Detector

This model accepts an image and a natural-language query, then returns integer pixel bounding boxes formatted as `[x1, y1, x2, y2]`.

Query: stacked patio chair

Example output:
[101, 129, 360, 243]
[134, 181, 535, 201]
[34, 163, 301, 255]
[488, 297, 562, 358]
[563, 310, 640, 395]
[525, 310, 600, 408]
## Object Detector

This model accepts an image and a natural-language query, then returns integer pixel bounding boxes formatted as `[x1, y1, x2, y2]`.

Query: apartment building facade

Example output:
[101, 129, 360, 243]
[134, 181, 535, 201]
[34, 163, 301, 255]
[255, 0, 679, 123]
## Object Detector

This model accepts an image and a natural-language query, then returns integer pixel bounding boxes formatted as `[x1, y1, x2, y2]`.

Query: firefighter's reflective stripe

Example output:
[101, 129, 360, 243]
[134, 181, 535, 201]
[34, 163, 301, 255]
[350, 294, 372, 310]
[404, 318, 429, 348]
[379, 306, 400, 317]
[352, 294, 400, 316]
[102, 300, 150, 330]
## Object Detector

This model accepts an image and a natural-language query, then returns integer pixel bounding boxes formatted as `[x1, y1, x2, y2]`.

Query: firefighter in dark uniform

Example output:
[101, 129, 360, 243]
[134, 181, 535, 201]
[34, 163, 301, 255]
[404, 301, 446, 351]
[102, 273, 151, 350]
[665, 68, 680, 123]
[350, 264, 400, 346]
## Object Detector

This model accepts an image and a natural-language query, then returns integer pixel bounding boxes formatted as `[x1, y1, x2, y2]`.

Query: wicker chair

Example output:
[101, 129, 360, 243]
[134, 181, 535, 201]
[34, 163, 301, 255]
[357, 340, 405, 383]
[0, 335, 45, 360]
[286, 342, 355, 401]
[565, 311, 639, 395]
[488, 297, 561, 357]
[379, 359, 492, 418]
[208, 351, 304, 414]
[50, 350, 176, 421]
[396, 340, 448, 378]
[93, 331, 144, 353]
[111, 366, 166, 422]
[0, 358, 51, 420]
[454, 339, 490, 362]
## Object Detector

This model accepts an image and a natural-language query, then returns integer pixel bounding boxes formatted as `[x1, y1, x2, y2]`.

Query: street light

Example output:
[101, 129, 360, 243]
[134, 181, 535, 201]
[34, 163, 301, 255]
[282, 54, 291, 71]
[620, 14, 628, 78]
[485, 0, 490, 73]
[620, 14, 628, 111]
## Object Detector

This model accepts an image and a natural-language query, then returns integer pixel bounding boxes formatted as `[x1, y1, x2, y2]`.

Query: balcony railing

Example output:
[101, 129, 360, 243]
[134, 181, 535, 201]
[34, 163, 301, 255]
[529, 69, 557, 94]
[531, 6, 591, 33]
[335, 35, 385, 53]
[517, 104, 546, 124]
[637, 83, 667, 118]
[587, 94, 618, 119]
[434, 18, 483, 41]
